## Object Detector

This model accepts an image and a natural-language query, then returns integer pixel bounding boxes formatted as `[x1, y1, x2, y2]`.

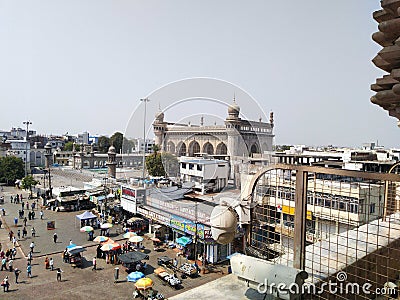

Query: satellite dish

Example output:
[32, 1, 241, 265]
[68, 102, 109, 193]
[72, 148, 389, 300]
[210, 203, 238, 245]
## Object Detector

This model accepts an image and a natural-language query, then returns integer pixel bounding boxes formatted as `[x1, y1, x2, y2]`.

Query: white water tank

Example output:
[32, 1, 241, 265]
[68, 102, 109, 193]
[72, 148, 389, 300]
[210, 202, 238, 244]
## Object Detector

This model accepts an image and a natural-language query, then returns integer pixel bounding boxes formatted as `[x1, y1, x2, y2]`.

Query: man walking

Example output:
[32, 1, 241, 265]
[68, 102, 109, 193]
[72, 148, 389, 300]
[53, 232, 58, 243]
[49, 258, 54, 271]
[40, 210, 43, 220]
[31, 227, 36, 237]
[29, 241, 35, 253]
[14, 268, 21, 284]
[92, 257, 97, 271]
[56, 268, 63, 282]
[8, 259, 13, 272]
[27, 263, 32, 278]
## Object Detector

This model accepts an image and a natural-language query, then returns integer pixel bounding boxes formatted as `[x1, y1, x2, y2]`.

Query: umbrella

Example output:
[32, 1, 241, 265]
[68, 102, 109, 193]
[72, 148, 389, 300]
[118, 251, 149, 264]
[93, 236, 109, 243]
[100, 242, 121, 251]
[135, 277, 153, 290]
[151, 237, 161, 243]
[67, 246, 86, 255]
[66, 244, 77, 249]
[129, 236, 144, 243]
[153, 224, 162, 229]
[176, 236, 192, 247]
[80, 226, 94, 233]
[127, 217, 143, 224]
[127, 271, 144, 282]
[101, 238, 115, 245]
[101, 223, 113, 229]
[123, 232, 137, 239]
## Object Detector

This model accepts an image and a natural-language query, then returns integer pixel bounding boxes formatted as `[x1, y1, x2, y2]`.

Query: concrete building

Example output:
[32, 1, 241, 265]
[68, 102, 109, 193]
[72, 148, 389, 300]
[179, 157, 230, 194]
[76, 132, 89, 145]
[135, 138, 155, 153]
[6, 139, 30, 170]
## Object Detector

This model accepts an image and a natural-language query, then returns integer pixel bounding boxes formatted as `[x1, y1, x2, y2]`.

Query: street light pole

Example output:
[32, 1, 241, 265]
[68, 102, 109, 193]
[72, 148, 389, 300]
[140, 98, 150, 181]
[23, 120, 32, 177]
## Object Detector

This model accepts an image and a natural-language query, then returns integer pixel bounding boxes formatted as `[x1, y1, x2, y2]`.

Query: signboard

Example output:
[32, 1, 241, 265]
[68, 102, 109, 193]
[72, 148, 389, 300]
[282, 205, 312, 220]
[47, 221, 55, 230]
[137, 207, 170, 226]
[170, 215, 206, 239]
[121, 186, 147, 214]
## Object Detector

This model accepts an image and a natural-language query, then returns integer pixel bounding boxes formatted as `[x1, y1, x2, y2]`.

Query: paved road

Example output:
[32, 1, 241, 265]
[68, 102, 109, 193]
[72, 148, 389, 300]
[0, 184, 227, 300]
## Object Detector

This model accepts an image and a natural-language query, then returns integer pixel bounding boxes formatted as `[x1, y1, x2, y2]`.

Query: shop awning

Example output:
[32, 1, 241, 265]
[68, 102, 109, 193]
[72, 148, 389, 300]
[127, 217, 143, 224]
[176, 236, 192, 247]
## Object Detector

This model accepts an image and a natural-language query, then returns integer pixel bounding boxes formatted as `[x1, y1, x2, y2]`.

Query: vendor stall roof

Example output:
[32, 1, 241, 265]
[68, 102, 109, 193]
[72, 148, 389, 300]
[118, 251, 149, 264]
[76, 211, 97, 220]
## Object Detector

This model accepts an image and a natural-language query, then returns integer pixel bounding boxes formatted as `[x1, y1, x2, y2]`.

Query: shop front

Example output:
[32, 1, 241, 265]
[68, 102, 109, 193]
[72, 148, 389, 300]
[169, 215, 231, 264]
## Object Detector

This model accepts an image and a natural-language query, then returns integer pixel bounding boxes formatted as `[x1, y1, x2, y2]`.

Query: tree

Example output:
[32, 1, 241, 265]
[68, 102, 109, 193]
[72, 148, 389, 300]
[63, 141, 80, 151]
[97, 136, 110, 153]
[21, 175, 39, 197]
[146, 145, 179, 177]
[110, 132, 124, 154]
[0, 156, 24, 185]
[161, 152, 179, 177]
[122, 137, 135, 153]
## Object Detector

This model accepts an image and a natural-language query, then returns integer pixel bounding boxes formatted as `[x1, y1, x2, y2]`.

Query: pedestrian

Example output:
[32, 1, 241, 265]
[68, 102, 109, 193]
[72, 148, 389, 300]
[8, 259, 13, 272]
[8, 230, 13, 241]
[45, 256, 49, 269]
[69, 239, 73, 245]
[26, 202, 29, 210]
[32, 211, 35, 219]
[31, 227, 36, 237]
[11, 248, 16, 260]
[92, 257, 97, 271]
[12, 236, 17, 247]
[1, 208, 5, 216]
[53, 232, 58, 243]
[0, 219, 2, 228]
[14, 268, 21, 283]
[22, 227, 27, 238]
[24, 216, 27, 226]
[2, 276, 9, 292]
[1, 258, 7, 271]
[26, 263, 32, 278]
[49, 258, 54, 271]
[27, 251, 33, 264]
[30, 241, 35, 253]
[56, 268, 63, 282]
[10, 195, 13, 203]
[40, 210, 43, 220]
[17, 229, 21, 239]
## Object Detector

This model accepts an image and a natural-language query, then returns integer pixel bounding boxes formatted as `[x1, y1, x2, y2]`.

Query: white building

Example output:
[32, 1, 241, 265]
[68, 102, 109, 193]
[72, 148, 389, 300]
[180, 157, 230, 194]
[6, 139, 30, 170]
[76, 132, 89, 144]
[135, 138, 155, 153]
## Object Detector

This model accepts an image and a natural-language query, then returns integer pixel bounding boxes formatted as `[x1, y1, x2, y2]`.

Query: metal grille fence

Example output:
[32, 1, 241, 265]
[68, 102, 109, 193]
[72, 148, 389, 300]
[249, 164, 400, 299]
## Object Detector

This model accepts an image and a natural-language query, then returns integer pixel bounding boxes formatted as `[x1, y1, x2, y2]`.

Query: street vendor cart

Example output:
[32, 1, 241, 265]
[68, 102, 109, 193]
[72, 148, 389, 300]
[66, 246, 86, 268]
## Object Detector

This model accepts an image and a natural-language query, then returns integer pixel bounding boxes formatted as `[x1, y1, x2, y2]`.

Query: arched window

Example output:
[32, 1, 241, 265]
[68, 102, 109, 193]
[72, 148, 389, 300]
[203, 142, 214, 155]
[216, 143, 228, 155]
[188, 141, 200, 156]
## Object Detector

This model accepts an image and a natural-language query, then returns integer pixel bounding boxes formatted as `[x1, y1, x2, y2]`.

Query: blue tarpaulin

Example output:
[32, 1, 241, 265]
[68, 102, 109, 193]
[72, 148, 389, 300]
[176, 236, 192, 247]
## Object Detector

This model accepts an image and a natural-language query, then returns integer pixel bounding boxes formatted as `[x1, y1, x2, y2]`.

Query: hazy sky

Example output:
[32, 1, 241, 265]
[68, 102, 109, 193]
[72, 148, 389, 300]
[1, 1, 398, 147]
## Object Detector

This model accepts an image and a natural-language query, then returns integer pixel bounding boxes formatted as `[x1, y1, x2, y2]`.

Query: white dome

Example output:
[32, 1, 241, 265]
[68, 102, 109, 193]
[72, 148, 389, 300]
[210, 204, 238, 245]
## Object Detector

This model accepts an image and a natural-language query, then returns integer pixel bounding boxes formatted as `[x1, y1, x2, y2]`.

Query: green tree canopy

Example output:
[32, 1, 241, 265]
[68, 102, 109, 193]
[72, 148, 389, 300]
[0, 156, 24, 185]
[21, 175, 39, 197]
[98, 136, 110, 153]
[63, 141, 80, 151]
[110, 132, 124, 154]
[145, 147, 179, 177]
[122, 137, 136, 154]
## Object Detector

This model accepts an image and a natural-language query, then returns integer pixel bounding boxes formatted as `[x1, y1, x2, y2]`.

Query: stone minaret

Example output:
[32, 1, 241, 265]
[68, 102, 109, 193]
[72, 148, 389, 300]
[153, 108, 166, 150]
[44, 142, 53, 168]
[107, 145, 117, 178]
